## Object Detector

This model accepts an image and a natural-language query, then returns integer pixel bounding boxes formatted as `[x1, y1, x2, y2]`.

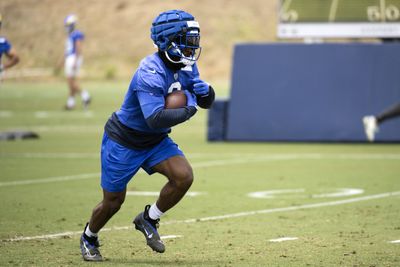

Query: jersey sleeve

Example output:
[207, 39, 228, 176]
[0, 37, 11, 54]
[135, 68, 166, 119]
[72, 31, 85, 42]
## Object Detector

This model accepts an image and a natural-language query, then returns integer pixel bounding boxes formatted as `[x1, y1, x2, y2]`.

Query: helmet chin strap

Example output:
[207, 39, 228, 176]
[164, 42, 196, 66]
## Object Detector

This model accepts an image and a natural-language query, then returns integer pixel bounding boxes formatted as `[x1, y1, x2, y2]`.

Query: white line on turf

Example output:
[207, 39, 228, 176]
[389, 240, 400, 244]
[0, 152, 99, 159]
[269, 237, 298, 242]
[0, 173, 101, 187]
[34, 111, 94, 118]
[3, 190, 400, 242]
[1, 153, 399, 187]
[247, 188, 364, 199]
[0, 111, 13, 117]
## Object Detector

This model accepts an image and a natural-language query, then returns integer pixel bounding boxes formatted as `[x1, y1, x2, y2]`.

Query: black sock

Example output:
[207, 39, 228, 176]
[376, 102, 400, 124]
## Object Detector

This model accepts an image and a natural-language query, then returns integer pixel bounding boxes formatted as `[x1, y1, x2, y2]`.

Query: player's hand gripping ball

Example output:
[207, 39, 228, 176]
[165, 90, 187, 109]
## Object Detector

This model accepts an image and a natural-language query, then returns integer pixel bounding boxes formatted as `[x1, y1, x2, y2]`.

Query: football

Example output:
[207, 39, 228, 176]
[165, 90, 187, 109]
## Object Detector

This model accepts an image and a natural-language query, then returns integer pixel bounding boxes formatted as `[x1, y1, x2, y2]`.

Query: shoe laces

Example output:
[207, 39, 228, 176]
[83, 234, 100, 248]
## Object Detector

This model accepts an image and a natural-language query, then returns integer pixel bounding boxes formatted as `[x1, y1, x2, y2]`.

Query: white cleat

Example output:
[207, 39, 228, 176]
[362, 116, 378, 142]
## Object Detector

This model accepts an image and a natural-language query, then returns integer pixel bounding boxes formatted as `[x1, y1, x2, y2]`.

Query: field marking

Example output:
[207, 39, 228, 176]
[161, 235, 182, 240]
[389, 240, 400, 244]
[3, 190, 400, 242]
[329, 0, 339, 22]
[1, 153, 399, 187]
[313, 188, 364, 198]
[269, 237, 298, 242]
[0, 152, 99, 159]
[0, 111, 13, 118]
[34, 111, 94, 119]
[248, 188, 364, 199]
[1, 125, 103, 133]
[248, 189, 305, 199]
[0, 173, 101, 187]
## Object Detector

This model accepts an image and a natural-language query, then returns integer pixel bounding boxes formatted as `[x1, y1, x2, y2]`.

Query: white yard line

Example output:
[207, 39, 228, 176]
[3, 191, 400, 242]
[389, 240, 400, 244]
[1, 153, 399, 187]
[0, 111, 13, 118]
[0, 173, 101, 187]
[0, 152, 99, 159]
[269, 237, 298, 242]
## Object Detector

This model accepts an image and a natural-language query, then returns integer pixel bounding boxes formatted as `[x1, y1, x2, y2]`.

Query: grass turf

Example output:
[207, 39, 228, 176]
[0, 81, 399, 266]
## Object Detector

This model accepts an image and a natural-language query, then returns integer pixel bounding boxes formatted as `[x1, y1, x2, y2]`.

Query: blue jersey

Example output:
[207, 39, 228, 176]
[65, 30, 84, 56]
[0, 37, 11, 60]
[116, 53, 200, 133]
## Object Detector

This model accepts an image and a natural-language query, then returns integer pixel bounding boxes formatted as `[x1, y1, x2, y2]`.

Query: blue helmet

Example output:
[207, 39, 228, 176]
[151, 10, 201, 66]
[64, 14, 77, 33]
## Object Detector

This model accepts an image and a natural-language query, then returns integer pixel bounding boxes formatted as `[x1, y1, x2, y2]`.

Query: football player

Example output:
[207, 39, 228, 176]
[0, 14, 20, 78]
[62, 14, 90, 110]
[79, 10, 215, 261]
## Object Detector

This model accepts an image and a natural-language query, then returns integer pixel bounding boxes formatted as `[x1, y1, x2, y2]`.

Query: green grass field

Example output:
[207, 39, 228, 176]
[0, 81, 400, 266]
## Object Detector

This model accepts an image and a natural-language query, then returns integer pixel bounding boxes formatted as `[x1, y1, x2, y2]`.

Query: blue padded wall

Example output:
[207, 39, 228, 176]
[225, 43, 400, 142]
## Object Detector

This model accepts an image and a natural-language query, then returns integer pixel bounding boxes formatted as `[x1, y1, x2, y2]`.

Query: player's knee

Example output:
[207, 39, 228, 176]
[175, 166, 193, 190]
[103, 195, 125, 214]
[108, 199, 124, 214]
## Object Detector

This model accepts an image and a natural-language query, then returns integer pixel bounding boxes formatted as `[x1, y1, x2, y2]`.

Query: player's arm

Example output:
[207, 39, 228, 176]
[138, 90, 197, 129]
[75, 39, 83, 57]
[191, 78, 215, 109]
[73, 39, 83, 69]
[2, 47, 19, 70]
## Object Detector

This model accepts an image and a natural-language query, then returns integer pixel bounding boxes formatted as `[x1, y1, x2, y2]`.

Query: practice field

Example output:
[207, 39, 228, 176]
[0, 81, 399, 266]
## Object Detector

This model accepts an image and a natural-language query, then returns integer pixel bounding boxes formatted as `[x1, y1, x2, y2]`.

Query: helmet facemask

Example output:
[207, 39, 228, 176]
[165, 29, 201, 66]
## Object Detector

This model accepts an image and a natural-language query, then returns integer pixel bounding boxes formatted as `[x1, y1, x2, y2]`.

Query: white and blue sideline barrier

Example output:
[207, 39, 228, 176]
[208, 43, 400, 142]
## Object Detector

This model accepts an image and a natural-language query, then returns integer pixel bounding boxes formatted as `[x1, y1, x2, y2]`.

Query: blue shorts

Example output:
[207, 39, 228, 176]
[100, 133, 184, 192]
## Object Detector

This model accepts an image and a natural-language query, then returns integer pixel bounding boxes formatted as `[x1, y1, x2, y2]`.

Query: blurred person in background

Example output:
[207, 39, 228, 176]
[363, 102, 400, 142]
[61, 14, 91, 110]
[79, 9, 215, 261]
[0, 14, 20, 79]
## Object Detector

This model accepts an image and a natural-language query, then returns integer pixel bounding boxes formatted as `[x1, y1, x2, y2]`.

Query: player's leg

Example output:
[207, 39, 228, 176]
[80, 133, 142, 261]
[133, 138, 192, 253]
[376, 102, 400, 124]
[65, 56, 90, 109]
[64, 56, 77, 110]
[152, 155, 193, 212]
[80, 189, 126, 261]
[363, 102, 400, 142]
[88, 189, 126, 232]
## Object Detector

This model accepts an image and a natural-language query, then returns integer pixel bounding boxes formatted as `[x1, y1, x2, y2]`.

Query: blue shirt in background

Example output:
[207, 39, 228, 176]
[65, 30, 84, 57]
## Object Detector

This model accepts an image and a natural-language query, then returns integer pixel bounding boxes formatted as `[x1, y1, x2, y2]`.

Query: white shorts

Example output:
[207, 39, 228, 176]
[64, 55, 83, 78]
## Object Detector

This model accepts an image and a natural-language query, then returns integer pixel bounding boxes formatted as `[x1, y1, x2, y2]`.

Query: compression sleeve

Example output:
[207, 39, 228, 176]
[146, 106, 197, 129]
[196, 85, 215, 109]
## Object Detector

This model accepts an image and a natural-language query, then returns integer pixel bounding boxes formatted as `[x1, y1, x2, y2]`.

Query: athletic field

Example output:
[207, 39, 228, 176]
[0, 81, 399, 266]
